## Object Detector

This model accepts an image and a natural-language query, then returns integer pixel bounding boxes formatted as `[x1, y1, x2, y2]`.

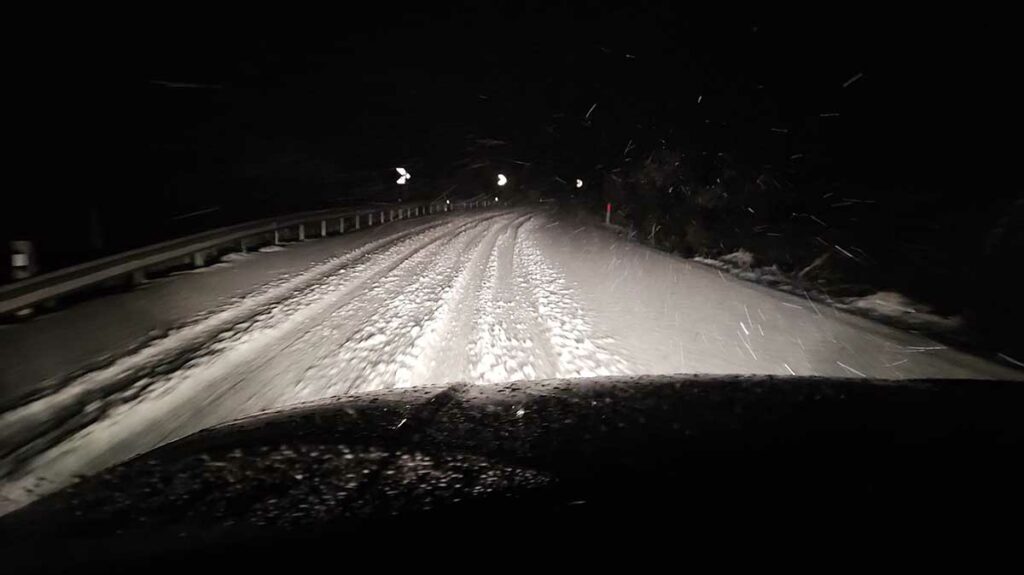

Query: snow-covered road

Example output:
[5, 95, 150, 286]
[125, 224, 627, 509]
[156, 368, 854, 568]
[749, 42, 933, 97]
[0, 207, 1020, 513]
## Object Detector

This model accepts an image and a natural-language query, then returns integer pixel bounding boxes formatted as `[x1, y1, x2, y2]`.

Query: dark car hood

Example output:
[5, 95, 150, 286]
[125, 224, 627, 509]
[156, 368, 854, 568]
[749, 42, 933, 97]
[3, 374, 1023, 568]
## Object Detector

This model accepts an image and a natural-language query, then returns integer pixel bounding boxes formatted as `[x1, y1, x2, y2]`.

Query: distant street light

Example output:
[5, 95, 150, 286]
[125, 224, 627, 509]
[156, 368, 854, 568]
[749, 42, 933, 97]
[396, 167, 411, 185]
[494, 196, 499, 202]
[576, 178, 583, 188]
[497, 173, 507, 186]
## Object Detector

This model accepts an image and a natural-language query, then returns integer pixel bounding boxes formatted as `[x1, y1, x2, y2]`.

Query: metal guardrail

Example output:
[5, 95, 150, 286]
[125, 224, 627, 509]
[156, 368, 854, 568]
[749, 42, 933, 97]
[1, 197, 493, 315]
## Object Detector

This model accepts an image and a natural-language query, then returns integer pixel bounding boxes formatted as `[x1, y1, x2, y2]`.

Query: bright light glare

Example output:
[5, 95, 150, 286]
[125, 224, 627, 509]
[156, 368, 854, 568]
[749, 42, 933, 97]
[395, 167, 411, 185]
[497, 173, 507, 186]
[446, 199, 450, 204]
[576, 178, 583, 188]
[494, 196, 499, 202]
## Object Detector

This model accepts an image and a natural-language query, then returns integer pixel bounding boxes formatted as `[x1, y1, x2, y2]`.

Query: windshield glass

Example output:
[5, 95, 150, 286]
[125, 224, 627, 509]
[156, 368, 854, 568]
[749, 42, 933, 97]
[1, 5, 1020, 518]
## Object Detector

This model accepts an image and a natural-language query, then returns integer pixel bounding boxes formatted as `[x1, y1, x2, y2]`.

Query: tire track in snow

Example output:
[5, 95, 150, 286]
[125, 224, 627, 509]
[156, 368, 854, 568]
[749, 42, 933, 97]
[411, 216, 536, 386]
[465, 214, 630, 384]
[469, 216, 549, 384]
[512, 218, 631, 379]
[287, 213, 522, 396]
[0, 212, 508, 511]
[395, 213, 537, 389]
[0, 216, 462, 465]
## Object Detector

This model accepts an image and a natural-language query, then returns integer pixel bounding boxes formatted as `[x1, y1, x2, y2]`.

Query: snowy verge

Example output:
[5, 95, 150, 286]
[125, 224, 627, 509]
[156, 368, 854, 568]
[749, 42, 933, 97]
[694, 253, 964, 336]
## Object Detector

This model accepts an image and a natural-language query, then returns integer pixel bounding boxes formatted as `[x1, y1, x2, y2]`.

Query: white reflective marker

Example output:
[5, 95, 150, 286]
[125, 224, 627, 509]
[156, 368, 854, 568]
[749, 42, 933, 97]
[396, 167, 411, 185]
[576, 178, 583, 188]
[497, 173, 507, 186]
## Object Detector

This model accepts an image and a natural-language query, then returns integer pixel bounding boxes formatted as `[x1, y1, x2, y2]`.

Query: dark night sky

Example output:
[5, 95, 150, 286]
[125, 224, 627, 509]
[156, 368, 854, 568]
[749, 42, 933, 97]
[7, 4, 1012, 258]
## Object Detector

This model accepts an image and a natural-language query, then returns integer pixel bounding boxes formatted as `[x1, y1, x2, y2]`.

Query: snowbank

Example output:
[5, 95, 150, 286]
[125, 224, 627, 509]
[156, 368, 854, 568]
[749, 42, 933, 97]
[694, 256, 964, 335]
[837, 291, 963, 333]
[220, 252, 255, 262]
[719, 249, 754, 269]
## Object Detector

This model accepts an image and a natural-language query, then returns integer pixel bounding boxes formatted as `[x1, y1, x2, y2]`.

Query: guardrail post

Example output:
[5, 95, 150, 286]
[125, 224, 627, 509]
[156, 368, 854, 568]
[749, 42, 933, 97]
[340, 217, 345, 233]
[298, 224, 306, 241]
[274, 229, 281, 245]
[192, 252, 205, 267]
[355, 214, 361, 230]
[390, 209, 394, 221]
[9, 240, 36, 282]
[240, 238, 248, 253]
[321, 220, 327, 237]
[379, 210, 384, 224]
